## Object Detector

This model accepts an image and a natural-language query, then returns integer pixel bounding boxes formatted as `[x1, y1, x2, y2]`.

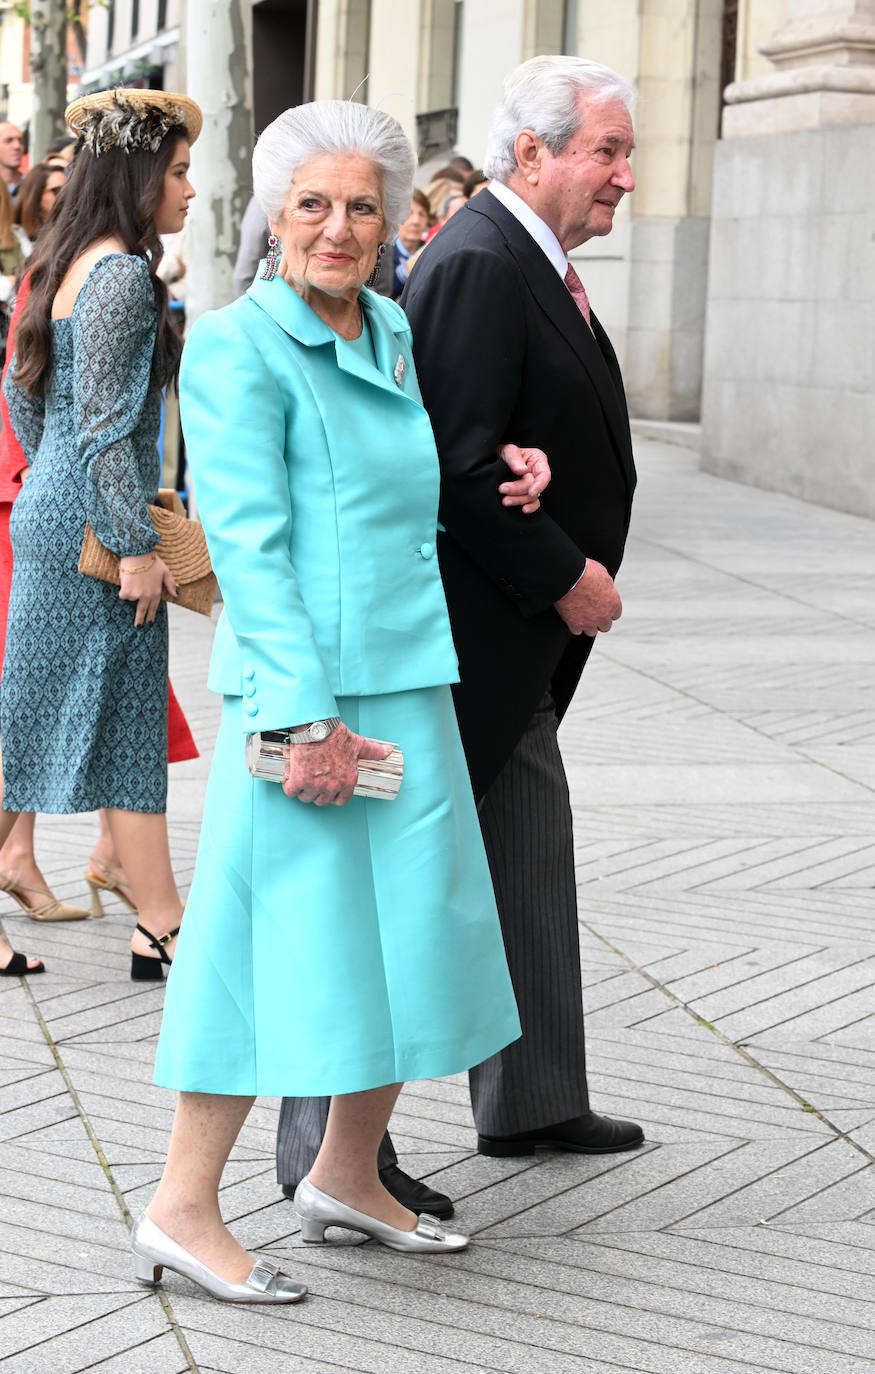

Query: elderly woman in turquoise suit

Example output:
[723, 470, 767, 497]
[134, 101, 549, 1305]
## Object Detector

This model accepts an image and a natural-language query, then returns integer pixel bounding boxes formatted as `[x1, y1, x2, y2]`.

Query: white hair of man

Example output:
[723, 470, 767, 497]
[252, 99, 416, 243]
[484, 55, 635, 184]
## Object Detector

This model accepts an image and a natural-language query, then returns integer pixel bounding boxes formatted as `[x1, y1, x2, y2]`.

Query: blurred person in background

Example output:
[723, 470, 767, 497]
[14, 162, 67, 249]
[0, 181, 30, 365]
[423, 167, 464, 222]
[45, 133, 77, 167]
[463, 168, 488, 198]
[0, 123, 24, 199]
[391, 187, 431, 298]
[232, 194, 269, 298]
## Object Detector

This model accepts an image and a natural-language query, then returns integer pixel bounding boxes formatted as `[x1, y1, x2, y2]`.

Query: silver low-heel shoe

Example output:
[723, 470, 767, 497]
[131, 1213, 307, 1304]
[294, 1178, 468, 1253]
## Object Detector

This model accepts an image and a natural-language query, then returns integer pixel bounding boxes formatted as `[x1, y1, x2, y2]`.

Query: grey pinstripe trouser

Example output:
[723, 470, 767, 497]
[275, 692, 590, 1184]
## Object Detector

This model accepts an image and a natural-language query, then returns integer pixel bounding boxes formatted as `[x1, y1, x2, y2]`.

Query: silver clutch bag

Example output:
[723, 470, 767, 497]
[245, 731, 404, 800]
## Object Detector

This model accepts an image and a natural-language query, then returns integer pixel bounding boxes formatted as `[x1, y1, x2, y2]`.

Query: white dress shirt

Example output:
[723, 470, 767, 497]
[487, 180, 568, 279]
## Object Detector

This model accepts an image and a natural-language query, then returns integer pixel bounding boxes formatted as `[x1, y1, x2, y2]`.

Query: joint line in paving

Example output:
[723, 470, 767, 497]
[579, 917, 875, 1168]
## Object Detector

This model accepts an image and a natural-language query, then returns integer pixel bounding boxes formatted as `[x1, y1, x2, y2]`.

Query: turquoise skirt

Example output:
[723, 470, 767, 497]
[153, 687, 520, 1096]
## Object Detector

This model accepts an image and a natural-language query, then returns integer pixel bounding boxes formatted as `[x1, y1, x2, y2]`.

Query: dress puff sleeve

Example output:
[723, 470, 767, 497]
[72, 254, 160, 557]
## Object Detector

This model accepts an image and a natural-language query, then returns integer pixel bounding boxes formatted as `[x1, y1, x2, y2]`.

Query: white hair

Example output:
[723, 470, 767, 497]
[252, 100, 416, 241]
[484, 56, 635, 183]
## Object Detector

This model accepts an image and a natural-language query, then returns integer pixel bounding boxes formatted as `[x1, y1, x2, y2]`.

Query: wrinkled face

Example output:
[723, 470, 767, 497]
[535, 96, 635, 251]
[153, 139, 195, 235]
[39, 169, 66, 220]
[274, 153, 388, 299]
[0, 124, 23, 172]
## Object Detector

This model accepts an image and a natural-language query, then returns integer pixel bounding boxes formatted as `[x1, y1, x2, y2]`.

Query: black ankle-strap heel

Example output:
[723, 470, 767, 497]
[130, 922, 180, 982]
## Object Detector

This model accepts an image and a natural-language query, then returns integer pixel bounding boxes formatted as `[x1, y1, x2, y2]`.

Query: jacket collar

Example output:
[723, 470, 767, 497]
[246, 270, 411, 401]
[467, 191, 635, 490]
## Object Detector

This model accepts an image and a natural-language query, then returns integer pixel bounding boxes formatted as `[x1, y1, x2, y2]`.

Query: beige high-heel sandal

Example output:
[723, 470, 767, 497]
[83, 859, 137, 919]
[0, 870, 90, 922]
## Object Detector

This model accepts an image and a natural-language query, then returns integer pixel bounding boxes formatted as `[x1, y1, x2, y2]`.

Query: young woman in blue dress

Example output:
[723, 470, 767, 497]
[134, 100, 549, 1305]
[1, 89, 201, 979]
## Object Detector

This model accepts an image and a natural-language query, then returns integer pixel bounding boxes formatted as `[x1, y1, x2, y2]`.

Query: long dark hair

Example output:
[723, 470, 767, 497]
[13, 128, 186, 397]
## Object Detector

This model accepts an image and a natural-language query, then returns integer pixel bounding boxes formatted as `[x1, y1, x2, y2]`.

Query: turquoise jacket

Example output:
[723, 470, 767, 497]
[179, 274, 459, 732]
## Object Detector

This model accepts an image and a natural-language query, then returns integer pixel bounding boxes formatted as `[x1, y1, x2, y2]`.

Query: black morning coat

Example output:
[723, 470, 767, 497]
[401, 189, 637, 800]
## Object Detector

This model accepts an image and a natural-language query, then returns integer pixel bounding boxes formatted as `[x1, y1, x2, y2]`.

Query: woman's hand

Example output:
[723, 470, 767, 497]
[282, 724, 392, 807]
[497, 443, 551, 515]
[118, 553, 177, 627]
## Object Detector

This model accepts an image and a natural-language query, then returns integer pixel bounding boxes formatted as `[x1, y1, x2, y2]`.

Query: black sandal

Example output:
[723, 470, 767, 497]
[0, 949, 45, 976]
[130, 923, 180, 981]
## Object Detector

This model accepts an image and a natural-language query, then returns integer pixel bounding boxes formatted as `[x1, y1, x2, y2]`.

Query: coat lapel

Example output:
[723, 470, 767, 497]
[246, 273, 411, 404]
[468, 193, 636, 493]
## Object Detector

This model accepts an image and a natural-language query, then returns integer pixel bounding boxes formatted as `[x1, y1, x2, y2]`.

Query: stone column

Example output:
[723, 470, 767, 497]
[183, 0, 253, 324]
[700, 0, 875, 516]
[603, 0, 724, 420]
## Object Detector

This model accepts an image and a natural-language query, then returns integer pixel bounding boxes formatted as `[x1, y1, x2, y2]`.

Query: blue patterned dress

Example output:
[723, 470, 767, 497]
[1, 254, 168, 814]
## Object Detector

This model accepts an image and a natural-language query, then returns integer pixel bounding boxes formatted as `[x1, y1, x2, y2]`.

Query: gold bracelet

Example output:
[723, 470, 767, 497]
[121, 554, 156, 575]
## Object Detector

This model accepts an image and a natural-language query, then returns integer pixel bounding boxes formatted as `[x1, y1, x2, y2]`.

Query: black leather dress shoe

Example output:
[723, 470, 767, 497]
[477, 1110, 645, 1157]
[282, 1164, 455, 1220]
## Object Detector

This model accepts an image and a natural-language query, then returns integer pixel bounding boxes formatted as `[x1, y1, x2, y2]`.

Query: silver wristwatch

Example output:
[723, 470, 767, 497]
[286, 717, 342, 744]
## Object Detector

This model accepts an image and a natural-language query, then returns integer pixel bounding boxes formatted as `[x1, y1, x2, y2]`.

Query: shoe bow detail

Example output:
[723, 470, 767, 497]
[414, 1215, 446, 1242]
[247, 1257, 282, 1292]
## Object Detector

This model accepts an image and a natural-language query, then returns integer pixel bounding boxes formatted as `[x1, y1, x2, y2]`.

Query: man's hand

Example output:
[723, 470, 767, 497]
[554, 559, 622, 636]
[497, 443, 551, 515]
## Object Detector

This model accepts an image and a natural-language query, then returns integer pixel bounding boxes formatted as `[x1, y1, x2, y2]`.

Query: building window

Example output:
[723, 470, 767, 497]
[131, 0, 140, 42]
[107, 0, 115, 53]
[157, 0, 168, 29]
[563, 0, 579, 54]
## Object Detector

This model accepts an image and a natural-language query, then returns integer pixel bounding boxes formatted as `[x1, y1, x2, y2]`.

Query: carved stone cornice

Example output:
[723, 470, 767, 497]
[723, 2, 875, 133]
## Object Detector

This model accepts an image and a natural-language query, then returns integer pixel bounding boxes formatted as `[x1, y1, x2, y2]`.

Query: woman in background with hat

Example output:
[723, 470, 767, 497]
[1, 88, 199, 979]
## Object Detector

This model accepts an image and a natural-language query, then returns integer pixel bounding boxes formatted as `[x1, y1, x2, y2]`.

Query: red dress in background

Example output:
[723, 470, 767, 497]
[0, 277, 198, 763]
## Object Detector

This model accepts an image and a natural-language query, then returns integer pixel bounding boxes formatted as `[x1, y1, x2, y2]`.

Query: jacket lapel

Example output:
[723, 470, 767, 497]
[468, 193, 636, 493]
[246, 274, 410, 404]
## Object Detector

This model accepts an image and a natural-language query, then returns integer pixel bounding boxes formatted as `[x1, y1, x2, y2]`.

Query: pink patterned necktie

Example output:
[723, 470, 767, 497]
[564, 262, 593, 331]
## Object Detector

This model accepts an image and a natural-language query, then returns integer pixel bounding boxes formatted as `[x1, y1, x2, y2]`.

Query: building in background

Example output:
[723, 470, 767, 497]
[80, 0, 183, 92]
[0, 1, 85, 152]
[701, 0, 874, 517]
[0, 1, 870, 517]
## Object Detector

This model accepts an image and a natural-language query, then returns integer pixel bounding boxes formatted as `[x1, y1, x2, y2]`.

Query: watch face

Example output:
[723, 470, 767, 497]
[310, 720, 330, 741]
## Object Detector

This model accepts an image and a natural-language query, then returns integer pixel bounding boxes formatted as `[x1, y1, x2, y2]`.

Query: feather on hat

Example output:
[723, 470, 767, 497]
[65, 88, 202, 156]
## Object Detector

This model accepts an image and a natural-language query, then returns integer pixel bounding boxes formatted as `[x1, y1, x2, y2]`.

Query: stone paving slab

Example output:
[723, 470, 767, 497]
[2, 436, 875, 1372]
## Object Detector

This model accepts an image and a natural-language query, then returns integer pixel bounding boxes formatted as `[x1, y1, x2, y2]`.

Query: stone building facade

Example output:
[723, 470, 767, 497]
[1, 1, 869, 516]
[701, 0, 874, 517]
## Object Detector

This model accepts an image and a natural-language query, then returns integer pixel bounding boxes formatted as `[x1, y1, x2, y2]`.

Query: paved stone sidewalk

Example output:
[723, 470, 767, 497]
[2, 432, 874, 1373]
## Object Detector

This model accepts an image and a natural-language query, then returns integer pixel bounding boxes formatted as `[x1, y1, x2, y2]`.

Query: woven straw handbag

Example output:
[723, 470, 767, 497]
[78, 489, 217, 617]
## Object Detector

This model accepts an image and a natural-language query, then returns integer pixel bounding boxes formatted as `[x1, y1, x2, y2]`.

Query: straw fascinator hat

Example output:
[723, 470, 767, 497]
[64, 88, 202, 156]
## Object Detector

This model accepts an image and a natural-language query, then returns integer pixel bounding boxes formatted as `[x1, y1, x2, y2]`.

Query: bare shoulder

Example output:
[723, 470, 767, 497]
[51, 238, 131, 319]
